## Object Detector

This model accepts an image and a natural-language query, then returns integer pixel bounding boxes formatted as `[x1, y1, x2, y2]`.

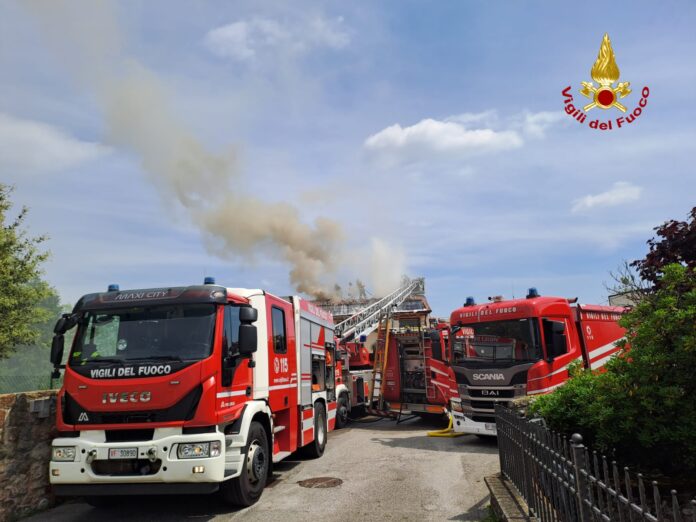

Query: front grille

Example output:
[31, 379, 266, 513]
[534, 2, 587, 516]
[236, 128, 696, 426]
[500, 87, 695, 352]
[102, 412, 156, 424]
[91, 459, 162, 476]
[63, 385, 202, 425]
[471, 400, 512, 410]
[468, 388, 515, 399]
[105, 429, 154, 442]
[183, 425, 215, 435]
[471, 414, 496, 423]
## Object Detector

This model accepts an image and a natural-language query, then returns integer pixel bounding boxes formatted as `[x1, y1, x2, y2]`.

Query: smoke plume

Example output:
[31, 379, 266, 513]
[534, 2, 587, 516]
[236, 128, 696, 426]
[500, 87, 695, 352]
[25, 0, 406, 298]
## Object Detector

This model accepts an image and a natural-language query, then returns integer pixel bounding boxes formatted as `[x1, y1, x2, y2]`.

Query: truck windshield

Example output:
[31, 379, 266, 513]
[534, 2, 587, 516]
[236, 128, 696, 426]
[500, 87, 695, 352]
[71, 304, 216, 364]
[453, 319, 541, 363]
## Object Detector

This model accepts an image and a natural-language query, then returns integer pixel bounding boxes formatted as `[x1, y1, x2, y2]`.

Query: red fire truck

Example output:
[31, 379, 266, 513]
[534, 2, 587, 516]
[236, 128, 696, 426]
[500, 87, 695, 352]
[48, 279, 337, 506]
[379, 327, 459, 417]
[333, 341, 374, 427]
[448, 289, 627, 436]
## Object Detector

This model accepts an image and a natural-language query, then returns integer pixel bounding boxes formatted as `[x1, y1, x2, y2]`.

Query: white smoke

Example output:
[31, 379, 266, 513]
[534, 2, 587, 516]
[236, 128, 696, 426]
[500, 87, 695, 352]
[25, 0, 404, 298]
[369, 237, 406, 296]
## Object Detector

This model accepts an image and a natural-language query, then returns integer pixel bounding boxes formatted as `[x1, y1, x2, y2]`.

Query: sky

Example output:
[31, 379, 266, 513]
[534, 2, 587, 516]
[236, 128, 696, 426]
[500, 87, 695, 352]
[1, 1, 695, 316]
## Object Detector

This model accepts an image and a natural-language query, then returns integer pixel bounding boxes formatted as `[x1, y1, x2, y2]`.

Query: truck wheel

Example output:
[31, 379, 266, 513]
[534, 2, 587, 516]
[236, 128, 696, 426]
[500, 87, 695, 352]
[335, 395, 349, 429]
[220, 421, 269, 507]
[302, 403, 327, 458]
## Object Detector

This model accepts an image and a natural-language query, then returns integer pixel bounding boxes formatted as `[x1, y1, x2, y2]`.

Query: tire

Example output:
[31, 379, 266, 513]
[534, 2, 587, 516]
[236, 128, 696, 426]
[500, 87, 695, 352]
[335, 394, 349, 429]
[85, 496, 118, 508]
[302, 403, 327, 458]
[349, 404, 366, 419]
[220, 421, 269, 507]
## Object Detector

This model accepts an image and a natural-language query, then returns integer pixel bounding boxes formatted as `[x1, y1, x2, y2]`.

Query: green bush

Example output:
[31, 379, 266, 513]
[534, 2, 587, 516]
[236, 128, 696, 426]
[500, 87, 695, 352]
[530, 264, 696, 474]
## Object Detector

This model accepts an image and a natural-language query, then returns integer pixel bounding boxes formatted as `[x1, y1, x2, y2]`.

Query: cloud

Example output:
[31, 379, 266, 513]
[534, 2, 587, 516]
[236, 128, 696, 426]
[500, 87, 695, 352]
[204, 15, 349, 62]
[517, 111, 566, 138]
[364, 116, 523, 166]
[0, 113, 109, 173]
[572, 182, 643, 213]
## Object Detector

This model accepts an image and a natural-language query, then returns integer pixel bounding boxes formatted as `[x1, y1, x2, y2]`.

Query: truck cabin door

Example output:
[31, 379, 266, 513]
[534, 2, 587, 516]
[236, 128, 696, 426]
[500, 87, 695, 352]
[541, 317, 578, 381]
[324, 342, 336, 401]
[267, 300, 297, 412]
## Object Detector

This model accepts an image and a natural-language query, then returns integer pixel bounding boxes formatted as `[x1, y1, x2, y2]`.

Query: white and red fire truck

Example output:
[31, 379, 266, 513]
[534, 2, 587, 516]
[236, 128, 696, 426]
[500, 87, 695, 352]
[328, 277, 431, 425]
[48, 279, 337, 506]
[448, 289, 627, 436]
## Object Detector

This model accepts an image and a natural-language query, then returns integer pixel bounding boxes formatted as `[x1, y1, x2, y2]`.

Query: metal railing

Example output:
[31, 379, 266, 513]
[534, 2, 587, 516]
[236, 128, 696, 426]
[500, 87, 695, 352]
[495, 405, 696, 522]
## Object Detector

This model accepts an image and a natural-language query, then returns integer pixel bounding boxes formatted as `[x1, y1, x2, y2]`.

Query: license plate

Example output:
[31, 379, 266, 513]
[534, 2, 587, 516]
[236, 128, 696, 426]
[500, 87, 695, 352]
[109, 447, 138, 459]
[485, 423, 496, 431]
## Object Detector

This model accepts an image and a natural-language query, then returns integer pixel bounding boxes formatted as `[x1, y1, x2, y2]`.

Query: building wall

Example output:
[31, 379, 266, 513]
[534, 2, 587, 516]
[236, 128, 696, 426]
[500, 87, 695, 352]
[0, 391, 57, 520]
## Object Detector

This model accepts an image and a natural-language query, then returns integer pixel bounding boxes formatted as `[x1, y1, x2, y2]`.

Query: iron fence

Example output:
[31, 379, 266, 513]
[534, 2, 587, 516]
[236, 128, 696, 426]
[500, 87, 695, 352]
[495, 405, 696, 522]
[0, 374, 62, 394]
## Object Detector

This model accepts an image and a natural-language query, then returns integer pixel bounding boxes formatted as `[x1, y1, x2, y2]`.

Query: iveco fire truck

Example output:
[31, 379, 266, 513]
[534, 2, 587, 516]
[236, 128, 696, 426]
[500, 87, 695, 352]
[448, 289, 626, 436]
[48, 279, 337, 507]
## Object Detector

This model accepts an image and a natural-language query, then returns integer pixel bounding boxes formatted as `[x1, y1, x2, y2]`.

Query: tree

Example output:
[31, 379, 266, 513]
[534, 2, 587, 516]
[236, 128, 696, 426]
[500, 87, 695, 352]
[531, 209, 696, 475]
[0, 285, 66, 392]
[632, 206, 696, 287]
[605, 260, 649, 304]
[531, 263, 696, 473]
[0, 184, 52, 359]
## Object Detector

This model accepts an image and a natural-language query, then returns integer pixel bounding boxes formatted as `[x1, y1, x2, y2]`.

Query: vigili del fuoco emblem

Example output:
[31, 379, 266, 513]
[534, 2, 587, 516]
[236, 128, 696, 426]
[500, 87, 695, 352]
[580, 33, 631, 112]
[562, 33, 649, 130]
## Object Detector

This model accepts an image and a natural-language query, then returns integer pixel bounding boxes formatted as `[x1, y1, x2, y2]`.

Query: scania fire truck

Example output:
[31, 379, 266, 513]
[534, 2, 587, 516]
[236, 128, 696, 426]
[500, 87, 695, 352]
[48, 279, 337, 506]
[448, 289, 626, 436]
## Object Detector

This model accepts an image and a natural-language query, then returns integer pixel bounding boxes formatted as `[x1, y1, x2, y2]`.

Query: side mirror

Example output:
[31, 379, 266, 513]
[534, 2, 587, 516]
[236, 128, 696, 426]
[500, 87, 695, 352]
[50, 335, 65, 366]
[238, 324, 258, 356]
[239, 307, 258, 323]
[54, 313, 78, 335]
[54, 318, 68, 335]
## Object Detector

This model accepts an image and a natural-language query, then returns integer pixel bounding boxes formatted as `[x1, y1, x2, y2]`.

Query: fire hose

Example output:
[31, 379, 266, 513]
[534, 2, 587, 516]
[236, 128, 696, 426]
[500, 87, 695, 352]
[427, 412, 467, 438]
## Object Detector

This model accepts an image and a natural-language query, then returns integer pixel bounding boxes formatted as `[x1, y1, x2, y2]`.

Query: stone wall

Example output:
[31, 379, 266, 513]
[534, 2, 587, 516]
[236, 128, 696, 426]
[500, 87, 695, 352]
[0, 391, 57, 521]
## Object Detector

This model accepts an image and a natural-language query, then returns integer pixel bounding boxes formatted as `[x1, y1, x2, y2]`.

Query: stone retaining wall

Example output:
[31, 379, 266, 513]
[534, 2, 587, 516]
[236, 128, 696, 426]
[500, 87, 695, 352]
[0, 391, 57, 521]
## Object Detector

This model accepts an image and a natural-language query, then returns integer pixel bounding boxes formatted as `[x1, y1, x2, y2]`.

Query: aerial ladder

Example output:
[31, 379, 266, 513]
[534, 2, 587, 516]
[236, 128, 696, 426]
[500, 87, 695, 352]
[333, 277, 424, 342]
[333, 277, 425, 417]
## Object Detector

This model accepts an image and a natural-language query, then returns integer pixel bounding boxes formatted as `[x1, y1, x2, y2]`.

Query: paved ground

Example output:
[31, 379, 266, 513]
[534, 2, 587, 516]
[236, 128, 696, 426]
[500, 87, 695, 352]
[28, 416, 499, 522]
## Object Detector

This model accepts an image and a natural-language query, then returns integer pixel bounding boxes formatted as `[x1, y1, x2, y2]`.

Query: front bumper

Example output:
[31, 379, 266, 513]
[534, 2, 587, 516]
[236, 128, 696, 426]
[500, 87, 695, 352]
[50, 428, 244, 489]
[451, 410, 498, 436]
[53, 483, 220, 496]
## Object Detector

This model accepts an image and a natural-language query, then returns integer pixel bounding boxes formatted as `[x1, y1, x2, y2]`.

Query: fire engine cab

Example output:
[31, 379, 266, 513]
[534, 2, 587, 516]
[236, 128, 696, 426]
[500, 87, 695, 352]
[48, 279, 336, 507]
[448, 289, 627, 436]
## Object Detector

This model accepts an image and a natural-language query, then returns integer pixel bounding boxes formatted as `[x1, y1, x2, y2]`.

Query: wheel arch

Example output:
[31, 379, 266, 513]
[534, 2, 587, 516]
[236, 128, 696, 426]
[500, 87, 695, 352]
[335, 384, 350, 410]
[250, 411, 272, 459]
[226, 400, 272, 449]
[313, 396, 327, 412]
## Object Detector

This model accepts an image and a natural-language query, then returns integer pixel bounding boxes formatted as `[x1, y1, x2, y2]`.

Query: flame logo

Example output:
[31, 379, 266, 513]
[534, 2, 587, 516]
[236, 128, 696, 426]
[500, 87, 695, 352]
[591, 34, 620, 86]
[580, 33, 631, 112]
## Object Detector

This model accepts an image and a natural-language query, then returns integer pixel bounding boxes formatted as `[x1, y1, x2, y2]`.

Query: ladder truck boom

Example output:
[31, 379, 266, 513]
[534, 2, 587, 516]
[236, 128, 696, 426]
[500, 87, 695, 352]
[327, 277, 425, 427]
[334, 277, 425, 342]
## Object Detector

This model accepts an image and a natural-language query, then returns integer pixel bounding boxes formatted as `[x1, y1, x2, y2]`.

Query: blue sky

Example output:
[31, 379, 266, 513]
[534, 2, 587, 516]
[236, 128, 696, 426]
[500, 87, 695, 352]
[1, 1, 695, 316]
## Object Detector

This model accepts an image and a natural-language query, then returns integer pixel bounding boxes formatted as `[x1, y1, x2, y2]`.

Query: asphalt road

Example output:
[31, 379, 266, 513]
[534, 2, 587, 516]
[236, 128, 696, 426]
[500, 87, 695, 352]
[28, 417, 499, 522]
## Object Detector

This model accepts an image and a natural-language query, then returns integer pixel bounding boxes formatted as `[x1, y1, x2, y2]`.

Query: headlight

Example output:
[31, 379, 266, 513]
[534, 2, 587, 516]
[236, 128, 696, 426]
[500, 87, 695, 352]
[177, 441, 221, 459]
[52, 446, 76, 462]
